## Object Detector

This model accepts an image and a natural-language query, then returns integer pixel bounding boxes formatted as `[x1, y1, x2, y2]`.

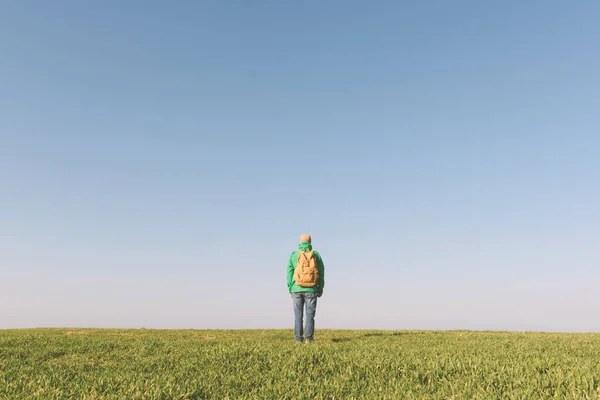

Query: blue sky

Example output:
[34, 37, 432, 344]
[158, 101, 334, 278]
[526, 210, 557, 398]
[1, 1, 599, 331]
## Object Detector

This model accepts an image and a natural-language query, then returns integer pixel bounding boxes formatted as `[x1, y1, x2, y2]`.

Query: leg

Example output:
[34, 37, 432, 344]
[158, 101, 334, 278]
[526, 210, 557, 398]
[292, 293, 305, 342]
[304, 293, 318, 342]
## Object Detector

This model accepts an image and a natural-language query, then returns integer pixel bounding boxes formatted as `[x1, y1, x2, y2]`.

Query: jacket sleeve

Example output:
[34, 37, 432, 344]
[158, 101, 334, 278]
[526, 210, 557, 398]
[317, 253, 325, 292]
[287, 252, 296, 292]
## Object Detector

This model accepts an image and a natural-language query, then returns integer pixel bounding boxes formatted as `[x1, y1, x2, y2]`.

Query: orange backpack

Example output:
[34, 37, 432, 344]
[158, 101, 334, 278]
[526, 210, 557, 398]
[294, 250, 319, 287]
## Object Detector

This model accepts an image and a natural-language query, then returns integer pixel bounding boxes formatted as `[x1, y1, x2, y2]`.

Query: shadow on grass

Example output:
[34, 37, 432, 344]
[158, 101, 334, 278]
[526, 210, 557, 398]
[363, 332, 410, 338]
[331, 332, 410, 342]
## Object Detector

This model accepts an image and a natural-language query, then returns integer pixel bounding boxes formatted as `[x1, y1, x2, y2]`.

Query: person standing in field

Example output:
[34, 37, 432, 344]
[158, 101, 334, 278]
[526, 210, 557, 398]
[287, 234, 325, 343]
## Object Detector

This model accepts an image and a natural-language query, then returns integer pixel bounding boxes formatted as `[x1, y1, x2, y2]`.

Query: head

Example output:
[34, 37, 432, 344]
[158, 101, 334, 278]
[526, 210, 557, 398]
[299, 234, 312, 244]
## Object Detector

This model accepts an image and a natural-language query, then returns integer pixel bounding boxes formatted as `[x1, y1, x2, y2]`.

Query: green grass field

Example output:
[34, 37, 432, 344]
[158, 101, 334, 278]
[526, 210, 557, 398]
[1, 329, 600, 399]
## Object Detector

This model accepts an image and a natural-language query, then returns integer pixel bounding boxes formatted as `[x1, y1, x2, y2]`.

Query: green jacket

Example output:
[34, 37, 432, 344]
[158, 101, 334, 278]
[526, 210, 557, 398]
[287, 242, 325, 293]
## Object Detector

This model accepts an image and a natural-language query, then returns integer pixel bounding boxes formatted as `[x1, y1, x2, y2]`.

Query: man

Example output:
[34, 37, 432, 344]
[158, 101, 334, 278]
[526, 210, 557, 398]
[287, 234, 325, 343]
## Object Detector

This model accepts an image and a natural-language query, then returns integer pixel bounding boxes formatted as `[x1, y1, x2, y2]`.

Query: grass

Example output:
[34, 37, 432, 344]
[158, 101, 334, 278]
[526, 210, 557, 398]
[1, 329, 600, 399]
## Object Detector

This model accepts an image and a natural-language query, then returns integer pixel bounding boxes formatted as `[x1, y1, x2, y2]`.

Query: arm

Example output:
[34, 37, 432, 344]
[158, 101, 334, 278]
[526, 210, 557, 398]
[287, 252, 296, 293]
[317, 253, 325, 294]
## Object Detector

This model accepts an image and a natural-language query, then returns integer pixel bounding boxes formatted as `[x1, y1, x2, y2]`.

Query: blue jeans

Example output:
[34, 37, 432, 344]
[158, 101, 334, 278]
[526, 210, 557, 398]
[292, 292, 318, 342]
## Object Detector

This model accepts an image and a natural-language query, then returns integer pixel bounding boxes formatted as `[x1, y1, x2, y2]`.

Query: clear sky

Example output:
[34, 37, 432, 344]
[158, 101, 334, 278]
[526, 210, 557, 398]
[1, 1, 599, 332]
